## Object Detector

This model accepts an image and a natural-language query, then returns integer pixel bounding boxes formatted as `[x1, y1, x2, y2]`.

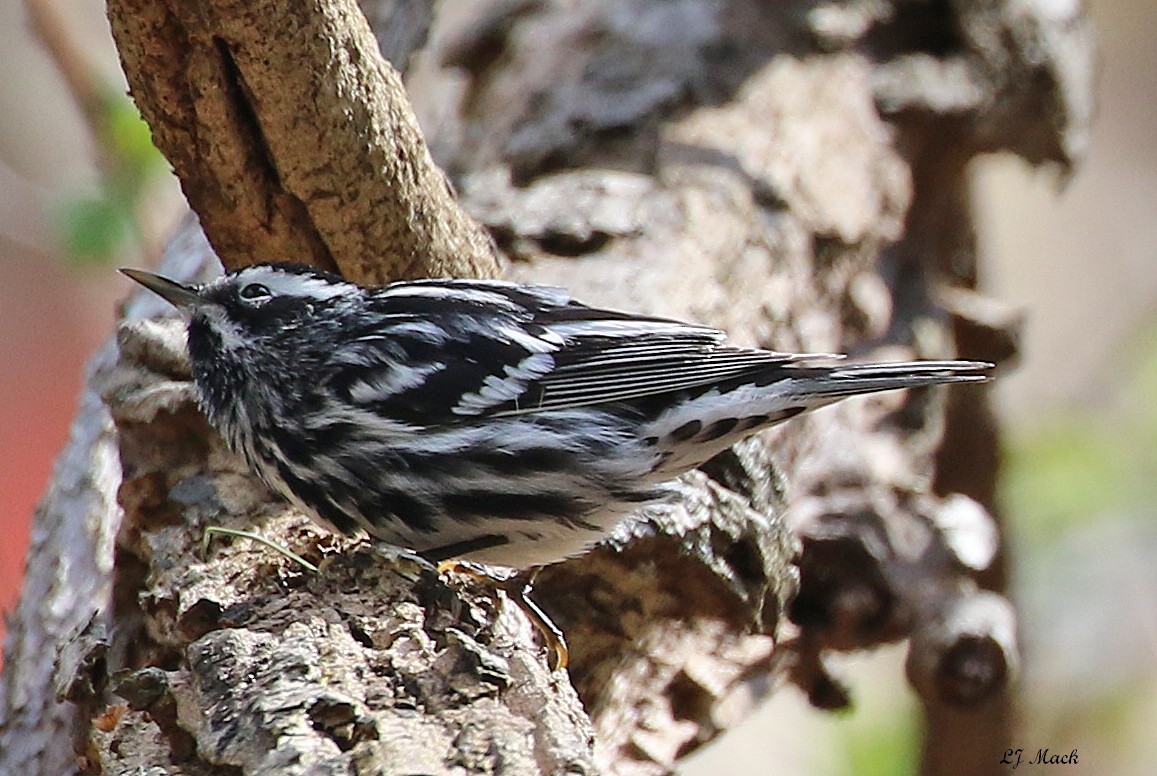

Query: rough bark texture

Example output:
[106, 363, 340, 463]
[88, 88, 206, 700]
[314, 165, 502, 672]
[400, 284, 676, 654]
[105, 0, 499, 283]
[1, 1, 1094, 775]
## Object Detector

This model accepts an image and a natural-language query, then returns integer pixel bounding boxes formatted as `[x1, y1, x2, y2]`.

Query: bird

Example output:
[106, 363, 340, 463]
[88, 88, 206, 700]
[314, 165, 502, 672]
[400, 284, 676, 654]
[122, 263, 989, 667]
[122, 263, 990, 568]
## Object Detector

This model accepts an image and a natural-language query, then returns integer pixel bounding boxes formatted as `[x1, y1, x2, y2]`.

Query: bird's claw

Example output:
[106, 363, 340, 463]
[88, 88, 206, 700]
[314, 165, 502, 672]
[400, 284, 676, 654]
[437, 562, 568, 671]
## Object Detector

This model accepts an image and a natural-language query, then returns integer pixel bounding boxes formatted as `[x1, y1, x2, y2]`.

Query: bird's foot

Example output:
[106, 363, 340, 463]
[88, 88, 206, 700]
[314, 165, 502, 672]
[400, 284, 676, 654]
[438, 560, 568, 671]
[367, 542, 440, 581]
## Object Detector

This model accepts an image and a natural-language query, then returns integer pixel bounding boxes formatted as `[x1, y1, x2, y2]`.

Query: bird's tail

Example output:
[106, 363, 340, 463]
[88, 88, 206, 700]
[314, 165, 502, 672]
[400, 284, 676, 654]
[784, 359, 992, 405]
[643, 358, 992, 477]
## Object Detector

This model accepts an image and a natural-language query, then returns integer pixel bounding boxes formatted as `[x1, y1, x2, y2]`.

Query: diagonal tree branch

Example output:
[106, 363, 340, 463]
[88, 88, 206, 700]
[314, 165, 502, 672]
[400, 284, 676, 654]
[106, 0, 499, 283]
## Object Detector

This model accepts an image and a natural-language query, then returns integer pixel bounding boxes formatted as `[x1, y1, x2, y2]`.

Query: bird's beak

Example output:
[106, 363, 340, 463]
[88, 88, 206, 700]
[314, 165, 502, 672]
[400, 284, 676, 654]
[120, 268, 201, 310]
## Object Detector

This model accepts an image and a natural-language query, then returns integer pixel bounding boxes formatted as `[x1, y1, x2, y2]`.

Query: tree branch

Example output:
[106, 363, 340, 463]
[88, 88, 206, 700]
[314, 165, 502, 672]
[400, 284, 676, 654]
[106, 0, 499, 282]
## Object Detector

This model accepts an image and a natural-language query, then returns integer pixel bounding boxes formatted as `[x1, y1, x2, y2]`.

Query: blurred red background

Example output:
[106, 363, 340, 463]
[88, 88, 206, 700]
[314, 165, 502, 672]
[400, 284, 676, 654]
[0, 0, 178, 649]
[0, 255, 122, 643]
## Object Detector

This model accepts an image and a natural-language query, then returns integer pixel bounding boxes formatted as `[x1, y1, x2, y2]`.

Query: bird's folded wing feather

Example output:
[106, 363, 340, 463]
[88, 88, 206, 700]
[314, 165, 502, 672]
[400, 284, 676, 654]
[328, 279, 812, 423]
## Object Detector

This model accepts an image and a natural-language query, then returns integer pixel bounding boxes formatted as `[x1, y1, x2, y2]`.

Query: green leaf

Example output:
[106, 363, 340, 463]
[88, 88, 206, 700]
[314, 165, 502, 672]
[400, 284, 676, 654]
[55, 195, 134, 264]
[99, 89, 167, 199]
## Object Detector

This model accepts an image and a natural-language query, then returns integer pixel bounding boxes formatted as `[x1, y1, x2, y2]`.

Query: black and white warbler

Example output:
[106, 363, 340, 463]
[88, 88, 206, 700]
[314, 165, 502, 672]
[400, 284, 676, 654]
[122, 264, 990, 570]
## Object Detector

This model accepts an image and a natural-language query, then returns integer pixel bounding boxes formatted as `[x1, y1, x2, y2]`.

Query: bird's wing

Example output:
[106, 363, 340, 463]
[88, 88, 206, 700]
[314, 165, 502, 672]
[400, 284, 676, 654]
[327, 279, 813, 423]
[512, 317, 805, 415]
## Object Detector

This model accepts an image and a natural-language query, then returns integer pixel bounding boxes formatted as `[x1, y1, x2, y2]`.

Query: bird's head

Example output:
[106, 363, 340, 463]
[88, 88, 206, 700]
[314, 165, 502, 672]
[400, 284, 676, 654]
[122, 264, 365, 349]
[121, 263, 370, 415]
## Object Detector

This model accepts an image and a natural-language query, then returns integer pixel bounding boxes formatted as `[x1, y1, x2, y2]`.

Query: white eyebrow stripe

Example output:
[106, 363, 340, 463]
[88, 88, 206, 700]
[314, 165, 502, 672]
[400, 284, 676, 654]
[232, 267, 358, 300]
[380, 284, 514, 307]
[284, 276, 357, 300]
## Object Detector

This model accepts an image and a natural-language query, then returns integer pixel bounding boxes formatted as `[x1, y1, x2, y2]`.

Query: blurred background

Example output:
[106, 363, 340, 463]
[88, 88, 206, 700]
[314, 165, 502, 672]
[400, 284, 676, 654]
[1, 0, 1153, 772]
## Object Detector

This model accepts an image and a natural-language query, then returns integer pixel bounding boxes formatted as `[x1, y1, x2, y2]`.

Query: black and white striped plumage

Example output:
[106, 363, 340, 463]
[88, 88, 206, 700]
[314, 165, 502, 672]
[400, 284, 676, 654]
[123, 263, 990, 568]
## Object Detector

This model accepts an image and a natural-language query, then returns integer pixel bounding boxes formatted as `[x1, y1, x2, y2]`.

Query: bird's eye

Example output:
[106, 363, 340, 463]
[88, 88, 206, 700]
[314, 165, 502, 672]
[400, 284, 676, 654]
[240, 283, 272, 302]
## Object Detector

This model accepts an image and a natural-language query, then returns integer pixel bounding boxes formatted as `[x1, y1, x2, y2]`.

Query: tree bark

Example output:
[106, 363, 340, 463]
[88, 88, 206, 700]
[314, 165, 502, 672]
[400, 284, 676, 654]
[0, 1, 1094, 775]
[105, 0, 498, 282]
